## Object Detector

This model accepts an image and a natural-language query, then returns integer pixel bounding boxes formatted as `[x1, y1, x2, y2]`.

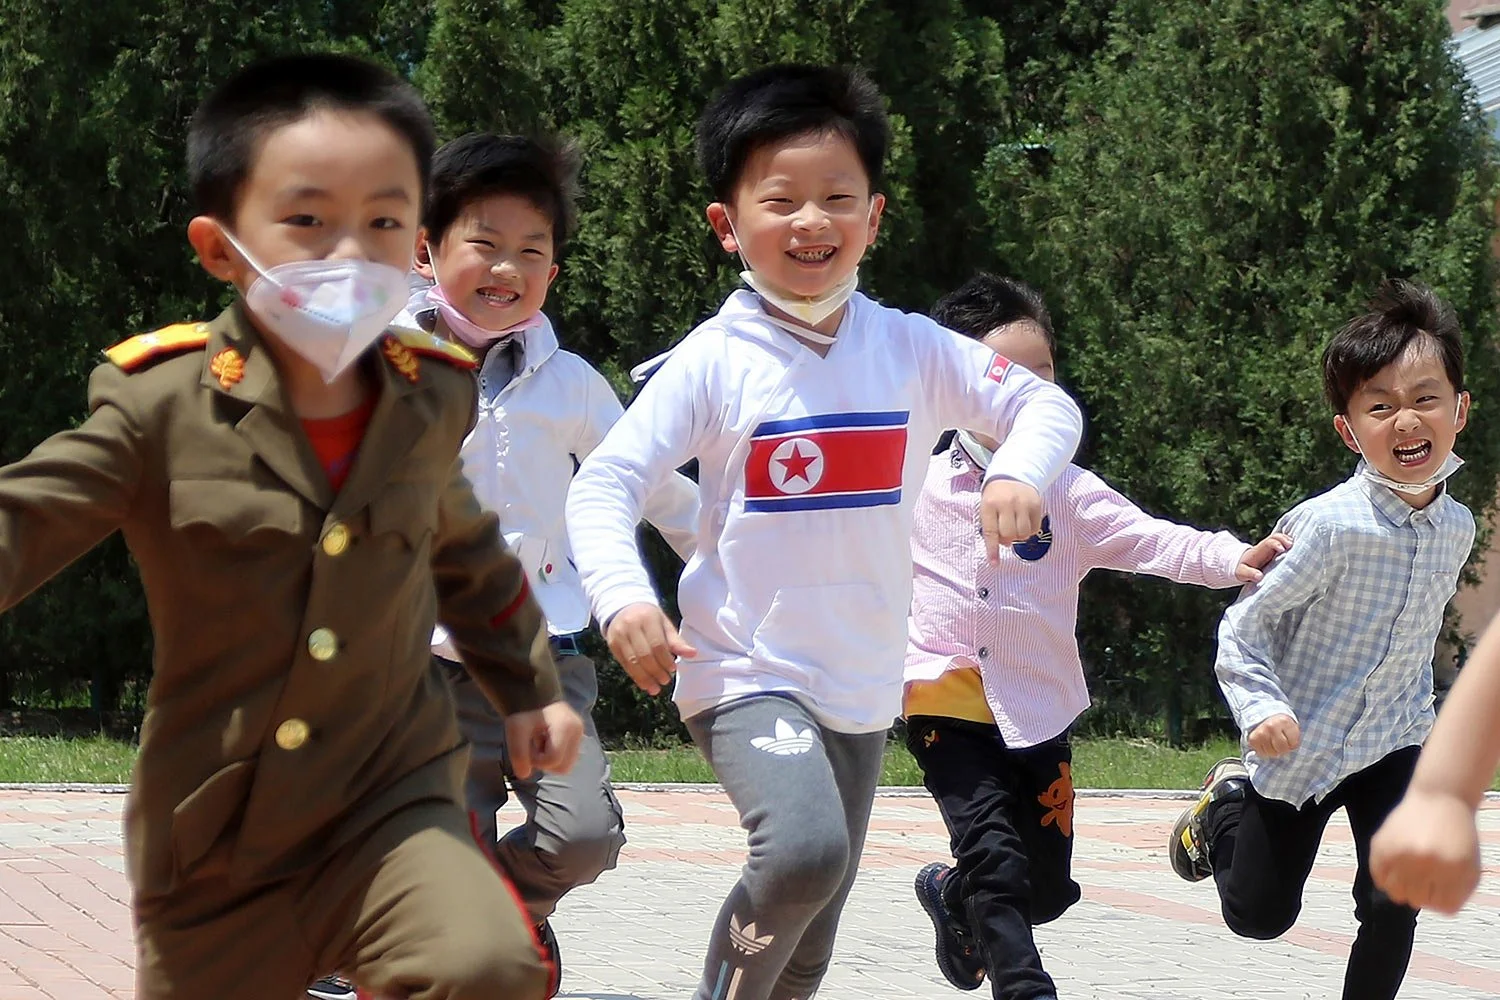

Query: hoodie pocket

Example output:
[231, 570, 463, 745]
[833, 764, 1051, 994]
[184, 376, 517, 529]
[750, 583, 900, 677]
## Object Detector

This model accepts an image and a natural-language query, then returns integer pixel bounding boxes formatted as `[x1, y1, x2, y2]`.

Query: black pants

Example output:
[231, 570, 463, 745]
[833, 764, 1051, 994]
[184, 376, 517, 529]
[907, 716, 1081, 1000]
[1205, 745, 1421, 1000]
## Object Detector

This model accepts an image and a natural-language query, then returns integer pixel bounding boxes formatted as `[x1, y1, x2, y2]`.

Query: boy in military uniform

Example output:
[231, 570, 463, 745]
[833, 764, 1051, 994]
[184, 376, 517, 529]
[0, 53, 581, 1000]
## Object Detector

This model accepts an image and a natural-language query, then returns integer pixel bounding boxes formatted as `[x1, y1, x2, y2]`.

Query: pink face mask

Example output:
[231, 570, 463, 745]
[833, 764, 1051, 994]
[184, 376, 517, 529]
[426, 259, 543, 348]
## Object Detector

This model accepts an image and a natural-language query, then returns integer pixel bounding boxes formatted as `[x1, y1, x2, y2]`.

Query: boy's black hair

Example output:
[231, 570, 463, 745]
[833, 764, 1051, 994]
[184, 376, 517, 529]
[188, 53, 435, 222]
[696, 64, 890, 202]
[931, 273, 1056, 356]
[423, 133, 582, 250]
[1322, 279, 1465, 414]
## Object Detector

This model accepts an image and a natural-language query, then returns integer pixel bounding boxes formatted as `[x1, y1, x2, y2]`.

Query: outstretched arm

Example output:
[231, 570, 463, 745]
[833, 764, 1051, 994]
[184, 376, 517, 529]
[1372, 613, 1500, 913]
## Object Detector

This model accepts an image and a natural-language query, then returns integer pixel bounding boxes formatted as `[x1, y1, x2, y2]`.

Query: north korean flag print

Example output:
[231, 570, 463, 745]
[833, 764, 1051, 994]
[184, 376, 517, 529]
[986, 354, 1011, 384]
[744, 411, 909, 513]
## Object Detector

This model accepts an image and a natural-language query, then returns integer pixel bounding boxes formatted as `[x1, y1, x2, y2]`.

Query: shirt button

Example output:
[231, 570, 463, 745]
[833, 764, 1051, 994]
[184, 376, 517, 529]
[978, 647, 990, 659]
[977, 587, 990, 599]
[321, 523, 351, 556]
[275, 719, 310, 751]
[307, 628, 338, 662]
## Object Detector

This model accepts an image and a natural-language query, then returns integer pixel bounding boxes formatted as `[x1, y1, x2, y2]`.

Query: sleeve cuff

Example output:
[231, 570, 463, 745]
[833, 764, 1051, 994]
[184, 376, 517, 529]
[1237, 701, 1298, 733]
[594, 585, 663, 630]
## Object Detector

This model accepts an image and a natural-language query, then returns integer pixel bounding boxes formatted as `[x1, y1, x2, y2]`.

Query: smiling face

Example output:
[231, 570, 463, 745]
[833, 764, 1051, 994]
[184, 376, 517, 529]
[706, 129, 884, 325]
[418, 193, 558, 331]
[1334, 337, 1469, 507]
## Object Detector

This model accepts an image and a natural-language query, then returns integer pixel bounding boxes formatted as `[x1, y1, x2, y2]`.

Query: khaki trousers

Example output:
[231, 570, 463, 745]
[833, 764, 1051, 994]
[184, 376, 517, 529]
[134, 799, 550, 999]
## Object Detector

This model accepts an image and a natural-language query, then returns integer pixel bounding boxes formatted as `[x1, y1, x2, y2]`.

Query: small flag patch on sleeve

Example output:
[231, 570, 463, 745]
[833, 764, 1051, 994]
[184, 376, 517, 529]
[985, 355, 1012, 384]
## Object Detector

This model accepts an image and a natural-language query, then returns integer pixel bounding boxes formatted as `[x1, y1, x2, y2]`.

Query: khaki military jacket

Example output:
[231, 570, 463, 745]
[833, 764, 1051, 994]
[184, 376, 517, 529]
[0, 304, 561, 900]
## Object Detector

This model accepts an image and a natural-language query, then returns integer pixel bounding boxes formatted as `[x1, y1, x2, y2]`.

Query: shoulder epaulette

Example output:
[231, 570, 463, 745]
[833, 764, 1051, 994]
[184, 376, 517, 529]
[387, 328, 478, 369]
[103, 322, 211, 371]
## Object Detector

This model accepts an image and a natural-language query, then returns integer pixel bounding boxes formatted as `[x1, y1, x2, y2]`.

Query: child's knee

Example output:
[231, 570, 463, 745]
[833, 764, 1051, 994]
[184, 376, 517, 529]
[539, 822, 625, 886]
[754, 825, 851, 905]
[1222, 896, 1300, 940]
[1354, 886, 1418, 931]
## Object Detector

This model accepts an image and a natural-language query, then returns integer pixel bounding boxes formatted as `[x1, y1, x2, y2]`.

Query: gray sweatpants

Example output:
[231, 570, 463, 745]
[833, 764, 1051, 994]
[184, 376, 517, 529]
[685, 693, 887, 1000]
[444, 651, 625, 924]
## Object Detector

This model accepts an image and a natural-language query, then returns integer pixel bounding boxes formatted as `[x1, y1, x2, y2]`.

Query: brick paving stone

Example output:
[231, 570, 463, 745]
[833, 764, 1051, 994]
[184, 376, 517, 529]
[0, 787, 1494, 998]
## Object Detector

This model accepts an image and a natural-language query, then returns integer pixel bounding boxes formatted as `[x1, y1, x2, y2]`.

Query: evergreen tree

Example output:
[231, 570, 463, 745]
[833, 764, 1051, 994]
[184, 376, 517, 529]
[996, 0, 1500, 737]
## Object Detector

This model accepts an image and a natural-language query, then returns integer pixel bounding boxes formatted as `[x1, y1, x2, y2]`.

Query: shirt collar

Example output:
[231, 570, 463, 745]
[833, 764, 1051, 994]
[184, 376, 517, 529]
[1353, 464, 1450, 528]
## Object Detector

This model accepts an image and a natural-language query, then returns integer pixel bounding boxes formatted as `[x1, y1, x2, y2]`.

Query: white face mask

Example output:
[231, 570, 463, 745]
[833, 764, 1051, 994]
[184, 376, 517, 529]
[1343, 400, 1465, 496]
[223, 230, 408, 383]
[727, 209, 869, 337]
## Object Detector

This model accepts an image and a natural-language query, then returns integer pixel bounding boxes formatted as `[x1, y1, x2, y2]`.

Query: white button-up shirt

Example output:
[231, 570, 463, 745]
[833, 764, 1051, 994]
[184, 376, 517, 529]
[394, 308, 699, 650]
[1216, 468, 1474, 805]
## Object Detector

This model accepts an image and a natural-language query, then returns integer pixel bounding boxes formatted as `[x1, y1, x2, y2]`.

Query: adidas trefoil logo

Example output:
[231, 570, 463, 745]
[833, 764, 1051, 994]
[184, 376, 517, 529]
[750, 718, 816, 756]
[729, 914, 774, 955]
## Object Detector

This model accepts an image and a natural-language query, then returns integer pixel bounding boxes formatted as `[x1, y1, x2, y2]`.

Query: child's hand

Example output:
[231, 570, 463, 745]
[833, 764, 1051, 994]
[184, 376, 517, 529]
[980, 479, 1045, 564]
[605, 602, 698, 695]
[1235, 532, 1293, 583]
[504, 701, 585, 779]
[1371, 791, 1481, 914]
[1248, 714, 1301, 758]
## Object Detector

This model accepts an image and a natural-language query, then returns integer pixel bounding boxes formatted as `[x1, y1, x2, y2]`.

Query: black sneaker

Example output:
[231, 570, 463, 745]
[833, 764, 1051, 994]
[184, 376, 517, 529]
[1169, 757, 1249, 882]
[536, 919, 561, 999]
[914, 862, 985, 991]
[307, 974, 357, 1000]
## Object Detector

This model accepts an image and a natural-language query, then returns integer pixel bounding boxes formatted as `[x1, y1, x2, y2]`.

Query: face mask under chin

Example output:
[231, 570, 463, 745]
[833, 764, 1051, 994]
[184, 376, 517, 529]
[1343, 405, 1464, 496]
[726, 209, 870, 334]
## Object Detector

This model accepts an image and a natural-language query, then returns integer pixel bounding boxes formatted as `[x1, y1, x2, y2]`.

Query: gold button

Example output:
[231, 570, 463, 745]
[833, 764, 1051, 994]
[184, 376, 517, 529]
[322, 523, 351, 556]
[275, 718, 310, 750]
[307, 628, 338, 662]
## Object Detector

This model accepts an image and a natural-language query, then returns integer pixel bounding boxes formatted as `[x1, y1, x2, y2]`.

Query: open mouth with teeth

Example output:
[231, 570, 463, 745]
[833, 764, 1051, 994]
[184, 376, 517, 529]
[476, 286, 521, 307]
[787, 246, 836, 264]
[1392, 440, 1433, 467]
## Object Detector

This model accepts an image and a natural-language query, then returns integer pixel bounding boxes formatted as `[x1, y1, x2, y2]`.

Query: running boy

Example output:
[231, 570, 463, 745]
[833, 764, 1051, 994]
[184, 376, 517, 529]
[903, 274, 1291, 999]
[1169, 280, 1475, 1000]
[1370, 602, 1500, 914]
[567, 66, 1084, 1000]
[398, 131, 698, 996]
[0, 54, 581, 1000]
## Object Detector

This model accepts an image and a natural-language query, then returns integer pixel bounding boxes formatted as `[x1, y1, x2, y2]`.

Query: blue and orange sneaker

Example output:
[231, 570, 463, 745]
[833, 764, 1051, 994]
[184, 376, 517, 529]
[914, 862, 985, 991]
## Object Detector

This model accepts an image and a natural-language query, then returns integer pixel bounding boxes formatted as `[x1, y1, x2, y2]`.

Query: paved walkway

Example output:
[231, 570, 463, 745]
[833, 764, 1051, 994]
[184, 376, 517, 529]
[0, 787, 1495, 999]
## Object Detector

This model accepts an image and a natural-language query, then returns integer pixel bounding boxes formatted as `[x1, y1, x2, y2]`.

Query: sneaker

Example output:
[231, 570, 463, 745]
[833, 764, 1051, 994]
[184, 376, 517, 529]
[307, 975, 358, 1000]
[914, 862, 985, 991]
[1169, 757, 1249, 882]
[536, 919, 561, 999]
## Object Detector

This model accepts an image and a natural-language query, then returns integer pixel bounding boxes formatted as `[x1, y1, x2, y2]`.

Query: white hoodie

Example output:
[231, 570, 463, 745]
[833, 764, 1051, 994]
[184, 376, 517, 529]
[566, 290, 1083, 731]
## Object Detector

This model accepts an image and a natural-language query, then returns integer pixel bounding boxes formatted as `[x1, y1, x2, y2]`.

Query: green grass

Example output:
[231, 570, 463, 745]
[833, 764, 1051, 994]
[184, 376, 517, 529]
[5, 735, 1497, 790]
[611, 737, 1245, 788]
[0, 736, 136, 783]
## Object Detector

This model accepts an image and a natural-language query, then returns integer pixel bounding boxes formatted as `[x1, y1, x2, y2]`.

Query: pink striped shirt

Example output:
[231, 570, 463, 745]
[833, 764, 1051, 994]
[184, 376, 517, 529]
[905, 440, 1250, 747]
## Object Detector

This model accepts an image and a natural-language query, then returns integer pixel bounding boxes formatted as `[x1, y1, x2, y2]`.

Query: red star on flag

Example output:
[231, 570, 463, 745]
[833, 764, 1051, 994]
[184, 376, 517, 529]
[777, 442, 817, 484]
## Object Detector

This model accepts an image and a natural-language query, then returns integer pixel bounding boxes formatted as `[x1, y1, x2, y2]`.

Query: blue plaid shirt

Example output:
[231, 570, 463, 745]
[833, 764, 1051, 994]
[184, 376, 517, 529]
[1214, 467, 1475, 806]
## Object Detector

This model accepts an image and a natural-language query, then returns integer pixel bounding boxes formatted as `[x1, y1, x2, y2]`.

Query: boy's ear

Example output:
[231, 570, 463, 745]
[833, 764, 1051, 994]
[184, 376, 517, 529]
[187, 216, 240, 284]
[865, 192, 886, 248]
[705, 203, 737, 254]
[546, 262, 560, 288]
[413, 227, 436, 280]
[1456, 390, 1471, 433]
[1332, 414, 1361, 454]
